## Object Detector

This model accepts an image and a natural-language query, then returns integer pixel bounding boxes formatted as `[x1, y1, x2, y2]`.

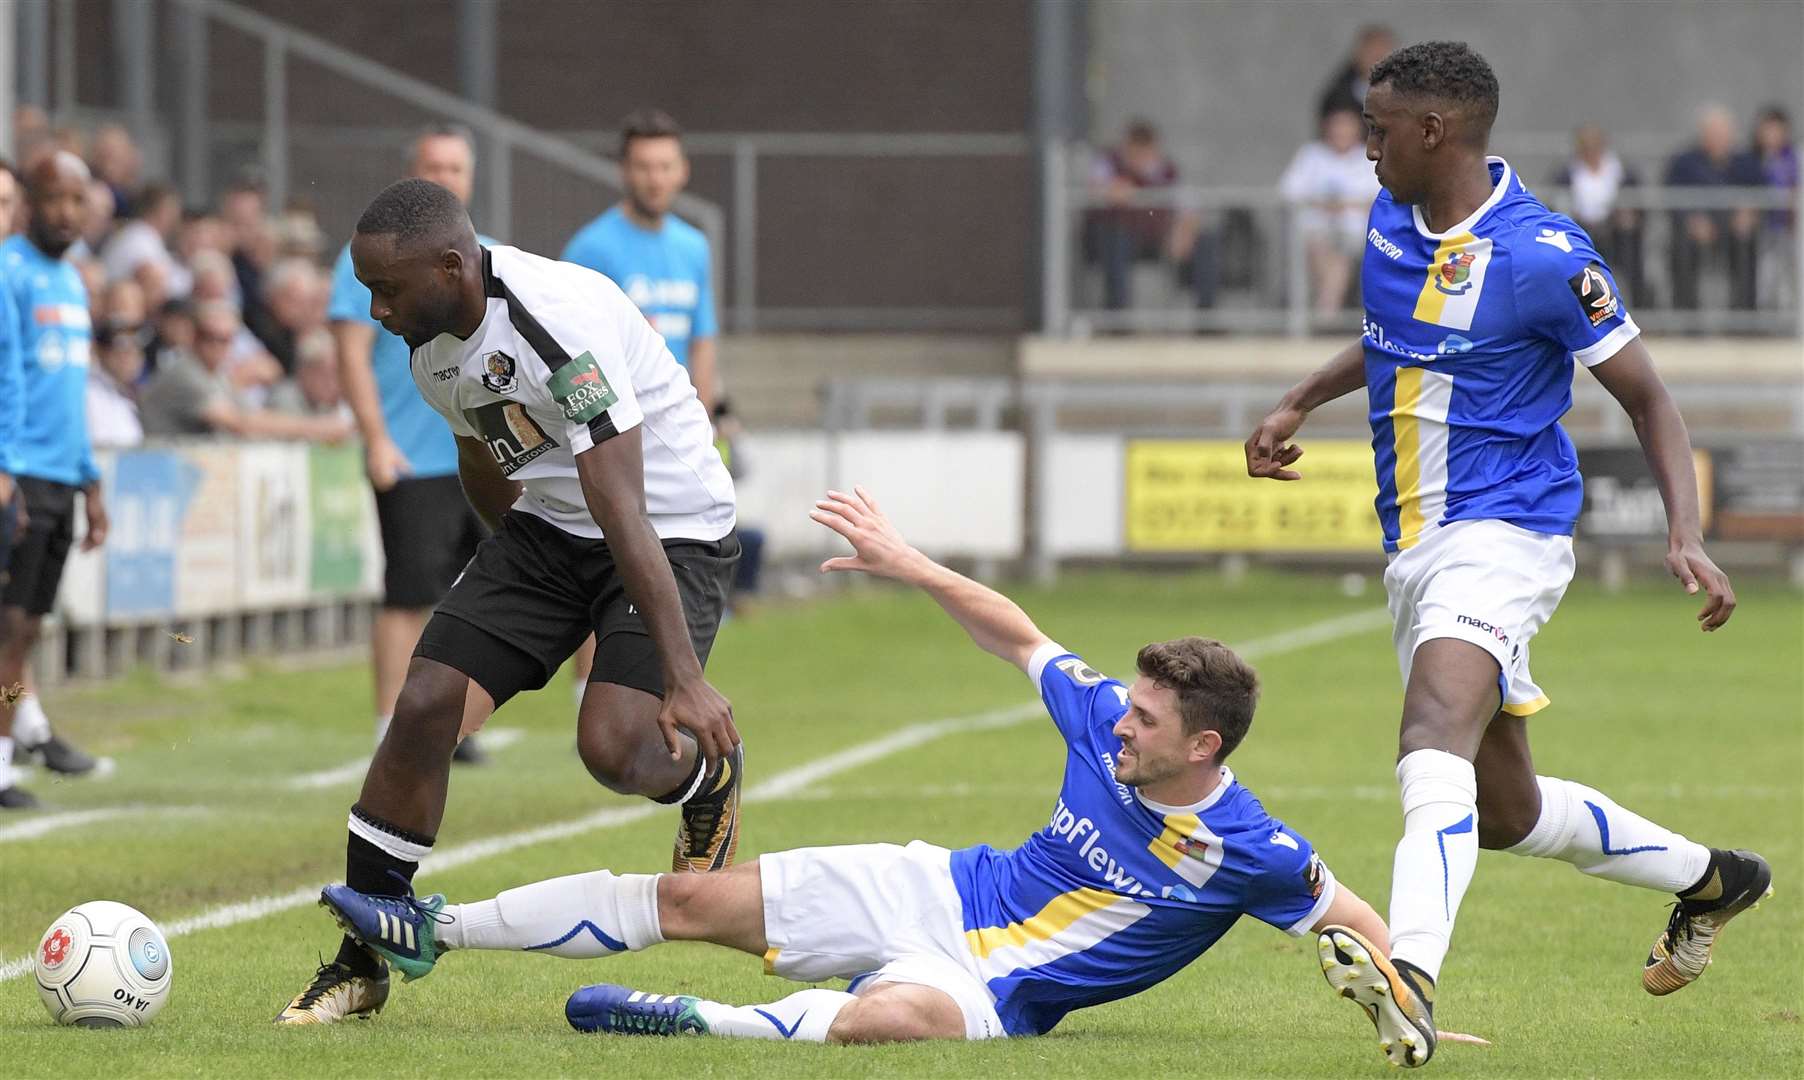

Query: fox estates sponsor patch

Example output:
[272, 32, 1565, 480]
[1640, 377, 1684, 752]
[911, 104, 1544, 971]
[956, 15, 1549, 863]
[549, 351, 619, 423]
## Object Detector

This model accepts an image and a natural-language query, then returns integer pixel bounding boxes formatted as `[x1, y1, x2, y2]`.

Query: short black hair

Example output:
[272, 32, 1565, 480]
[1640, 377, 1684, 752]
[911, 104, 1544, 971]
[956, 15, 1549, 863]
[619, 108, 682, 158]
[355, 177, 472, 252]
[1368, 41, 1500, 134]
[410, 122, 477, 167]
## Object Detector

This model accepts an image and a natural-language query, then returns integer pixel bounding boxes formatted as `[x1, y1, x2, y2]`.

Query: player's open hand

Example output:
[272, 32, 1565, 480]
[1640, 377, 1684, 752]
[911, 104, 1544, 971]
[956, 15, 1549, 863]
[1245, 405, 1308, 481]
[1666, 539, 1736, 631]
[811, 486, 921, 581]
[660, 674, 739, 764]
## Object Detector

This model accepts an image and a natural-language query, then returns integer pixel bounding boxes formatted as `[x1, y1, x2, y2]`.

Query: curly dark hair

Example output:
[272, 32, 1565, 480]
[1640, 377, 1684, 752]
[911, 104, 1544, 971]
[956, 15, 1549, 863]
[1368, 40, 1499, 133]
[355, 176, 471, 250]
[1136, 637, 1260, 761]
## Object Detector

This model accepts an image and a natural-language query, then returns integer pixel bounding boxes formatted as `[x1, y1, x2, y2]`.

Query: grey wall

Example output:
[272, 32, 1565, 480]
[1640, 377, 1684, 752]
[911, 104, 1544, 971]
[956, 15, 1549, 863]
[1090, 0, 1804, 186]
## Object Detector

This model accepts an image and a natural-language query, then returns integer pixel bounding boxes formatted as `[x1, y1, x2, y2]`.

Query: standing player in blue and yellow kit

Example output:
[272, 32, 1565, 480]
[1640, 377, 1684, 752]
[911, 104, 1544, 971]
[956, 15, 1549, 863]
[1246, 43, 1770, 1068]
[316, 485, 1396, 1043]
[0, 153, 108, 810]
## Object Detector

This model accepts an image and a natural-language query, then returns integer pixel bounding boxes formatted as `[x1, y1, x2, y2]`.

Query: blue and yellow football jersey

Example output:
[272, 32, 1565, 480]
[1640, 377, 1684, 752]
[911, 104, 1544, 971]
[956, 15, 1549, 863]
[947, 646, 1335, 1036]
[1361, 157, 1639, 553]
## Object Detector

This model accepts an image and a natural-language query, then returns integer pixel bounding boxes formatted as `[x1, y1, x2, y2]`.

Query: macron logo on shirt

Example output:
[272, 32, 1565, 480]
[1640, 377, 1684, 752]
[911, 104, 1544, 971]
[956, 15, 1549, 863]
[1368, 228, 1403, 260]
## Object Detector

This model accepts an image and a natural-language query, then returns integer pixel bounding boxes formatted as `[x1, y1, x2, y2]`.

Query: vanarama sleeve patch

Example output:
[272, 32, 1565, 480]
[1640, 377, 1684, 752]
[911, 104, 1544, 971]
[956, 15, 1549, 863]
[549, 351, 620, 423]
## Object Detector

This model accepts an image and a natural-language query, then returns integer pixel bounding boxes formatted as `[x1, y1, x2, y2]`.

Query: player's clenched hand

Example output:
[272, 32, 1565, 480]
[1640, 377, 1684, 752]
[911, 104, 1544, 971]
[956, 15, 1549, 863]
[1666, 539, 1736, 631]
[1245, 405, 1307, 481]
[660, 675, 739, 764]
[811, 486, 922, 580]
[365, 437, 412, 493]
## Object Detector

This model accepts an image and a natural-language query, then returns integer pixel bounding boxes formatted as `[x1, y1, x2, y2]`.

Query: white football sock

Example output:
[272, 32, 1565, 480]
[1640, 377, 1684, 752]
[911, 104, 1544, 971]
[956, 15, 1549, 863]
[1505, 775, 1711, 893]
[0, 734, 15, 787]
[694, 988, 854, 1042]
[374, 714, 392, 745]
[12, 695, 50, 746]
[440, 870, 663, 956]
[1387, 748, 1479, 982]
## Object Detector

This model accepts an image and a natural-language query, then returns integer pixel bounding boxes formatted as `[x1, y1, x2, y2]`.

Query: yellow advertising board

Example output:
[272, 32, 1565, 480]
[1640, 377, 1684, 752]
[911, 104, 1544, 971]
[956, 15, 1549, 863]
[1124, 440, 1383, 552]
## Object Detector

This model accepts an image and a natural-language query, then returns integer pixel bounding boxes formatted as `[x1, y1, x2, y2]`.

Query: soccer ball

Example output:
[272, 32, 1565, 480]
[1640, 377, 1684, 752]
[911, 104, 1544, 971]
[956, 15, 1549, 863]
[33, 901, 172, 1027]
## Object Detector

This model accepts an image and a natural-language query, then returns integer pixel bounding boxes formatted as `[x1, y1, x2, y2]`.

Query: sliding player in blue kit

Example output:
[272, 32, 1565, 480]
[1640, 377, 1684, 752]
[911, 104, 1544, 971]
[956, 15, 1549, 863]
[318, 486, 1400, 1044]
[1246, 42, 1770, 1069]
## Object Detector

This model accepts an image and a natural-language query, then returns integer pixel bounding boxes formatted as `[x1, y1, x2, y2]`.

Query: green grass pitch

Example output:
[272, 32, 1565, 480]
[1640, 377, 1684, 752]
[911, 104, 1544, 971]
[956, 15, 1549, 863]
[3, 569, 1800, 1077]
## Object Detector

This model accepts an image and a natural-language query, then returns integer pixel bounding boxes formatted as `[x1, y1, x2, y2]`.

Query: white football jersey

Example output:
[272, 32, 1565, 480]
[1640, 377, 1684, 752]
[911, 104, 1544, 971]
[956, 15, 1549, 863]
[411, 244, 735, 541]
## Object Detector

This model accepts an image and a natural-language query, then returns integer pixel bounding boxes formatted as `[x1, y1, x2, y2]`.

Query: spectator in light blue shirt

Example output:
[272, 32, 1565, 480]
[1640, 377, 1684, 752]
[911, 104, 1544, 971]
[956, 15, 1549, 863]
[562, 109, 718, 415]
[329, 124, 490, 765]
[0, 152, 109, 808]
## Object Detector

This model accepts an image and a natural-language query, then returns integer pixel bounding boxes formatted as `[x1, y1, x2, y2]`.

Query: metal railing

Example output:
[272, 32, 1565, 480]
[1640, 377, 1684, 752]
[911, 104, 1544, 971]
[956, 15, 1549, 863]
[1045, 142, 1803, 338]
[163, 0, 725, 284]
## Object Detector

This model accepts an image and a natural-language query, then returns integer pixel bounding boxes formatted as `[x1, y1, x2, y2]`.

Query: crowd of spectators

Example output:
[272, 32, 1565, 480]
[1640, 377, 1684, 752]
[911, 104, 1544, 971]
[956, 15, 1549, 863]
[1086, 24, 1799, 323]
[11, 105, 352, 452]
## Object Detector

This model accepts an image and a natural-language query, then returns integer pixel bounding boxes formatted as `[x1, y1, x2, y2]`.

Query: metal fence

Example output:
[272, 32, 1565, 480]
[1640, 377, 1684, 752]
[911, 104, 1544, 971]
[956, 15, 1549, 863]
[1046, 143, 1803, 338]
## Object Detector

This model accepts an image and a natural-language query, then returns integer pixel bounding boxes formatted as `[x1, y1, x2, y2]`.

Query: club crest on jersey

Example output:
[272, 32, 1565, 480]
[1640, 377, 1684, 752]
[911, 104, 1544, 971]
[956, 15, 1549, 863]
[481, 350, 518, 394]
[1567, 261, 1619, 327]
[1434, 251, 1477, 295]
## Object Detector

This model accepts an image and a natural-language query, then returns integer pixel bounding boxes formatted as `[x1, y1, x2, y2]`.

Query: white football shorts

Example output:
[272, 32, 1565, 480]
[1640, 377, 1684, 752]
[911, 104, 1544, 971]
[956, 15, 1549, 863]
[1384, 518, 1575, 716]
[759, 840, 1005, 1039]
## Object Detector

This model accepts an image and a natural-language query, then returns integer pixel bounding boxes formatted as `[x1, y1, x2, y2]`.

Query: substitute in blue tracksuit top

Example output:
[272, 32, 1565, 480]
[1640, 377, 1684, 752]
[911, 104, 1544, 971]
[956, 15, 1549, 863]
[0, 229, 100, 615]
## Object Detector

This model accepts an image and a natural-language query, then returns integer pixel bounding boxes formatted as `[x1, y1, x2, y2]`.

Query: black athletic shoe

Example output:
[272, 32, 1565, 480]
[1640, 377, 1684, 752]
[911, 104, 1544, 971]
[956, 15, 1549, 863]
[0, 784, 41, 810]
[451, 735, 488, 766]
[1644, 848, 1773, 996]
[672, 745, 742, 873]
[273, 959, 390, 1025]
[25, 734, 97, 776]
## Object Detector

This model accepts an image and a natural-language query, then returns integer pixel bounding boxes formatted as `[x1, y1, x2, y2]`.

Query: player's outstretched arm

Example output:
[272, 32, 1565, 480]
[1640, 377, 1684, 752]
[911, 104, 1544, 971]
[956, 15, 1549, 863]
[454, 435, 524, 531]
[1587, 339, 1735, 630]
[1245, 338, 1368, 481]
[812, 486, 1051, 673]
[576, 433, 739, 764]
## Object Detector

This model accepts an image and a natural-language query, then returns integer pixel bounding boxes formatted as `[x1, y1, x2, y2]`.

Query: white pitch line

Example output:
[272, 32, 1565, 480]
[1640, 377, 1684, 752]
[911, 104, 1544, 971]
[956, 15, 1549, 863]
[282, 728, 525, 791]
[0, 805, 211, 844]
[0, 607, 1388, 983]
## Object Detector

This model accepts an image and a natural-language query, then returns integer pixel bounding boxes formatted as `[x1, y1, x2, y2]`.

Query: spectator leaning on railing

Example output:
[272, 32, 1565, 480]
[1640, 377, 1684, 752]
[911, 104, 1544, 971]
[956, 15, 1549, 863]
[1664, 105, 1763, 312]
[1552, 125, 1646, 305]
[1747, 105, 1797, 309]
[1278, 106, 1381, 316]
[139, 299, 348, 443]
[1084, 119, 1218, 313]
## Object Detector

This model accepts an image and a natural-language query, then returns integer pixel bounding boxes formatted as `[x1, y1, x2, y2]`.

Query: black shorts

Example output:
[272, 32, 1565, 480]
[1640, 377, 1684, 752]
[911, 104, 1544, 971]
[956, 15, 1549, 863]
[415, 511, 739, 707]
[3, 477, 78, 616]
[374, 475, 487, 609]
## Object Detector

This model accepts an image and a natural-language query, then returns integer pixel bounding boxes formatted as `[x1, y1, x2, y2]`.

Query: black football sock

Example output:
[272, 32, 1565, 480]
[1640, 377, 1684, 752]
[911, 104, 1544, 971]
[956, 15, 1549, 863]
[336, 805, 435, 974]
[652, 754, 710, 805]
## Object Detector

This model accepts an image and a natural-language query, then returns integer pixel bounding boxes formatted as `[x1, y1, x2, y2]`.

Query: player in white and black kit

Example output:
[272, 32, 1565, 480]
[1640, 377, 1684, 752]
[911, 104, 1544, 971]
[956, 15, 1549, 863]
[278, 179, 743, 1024]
